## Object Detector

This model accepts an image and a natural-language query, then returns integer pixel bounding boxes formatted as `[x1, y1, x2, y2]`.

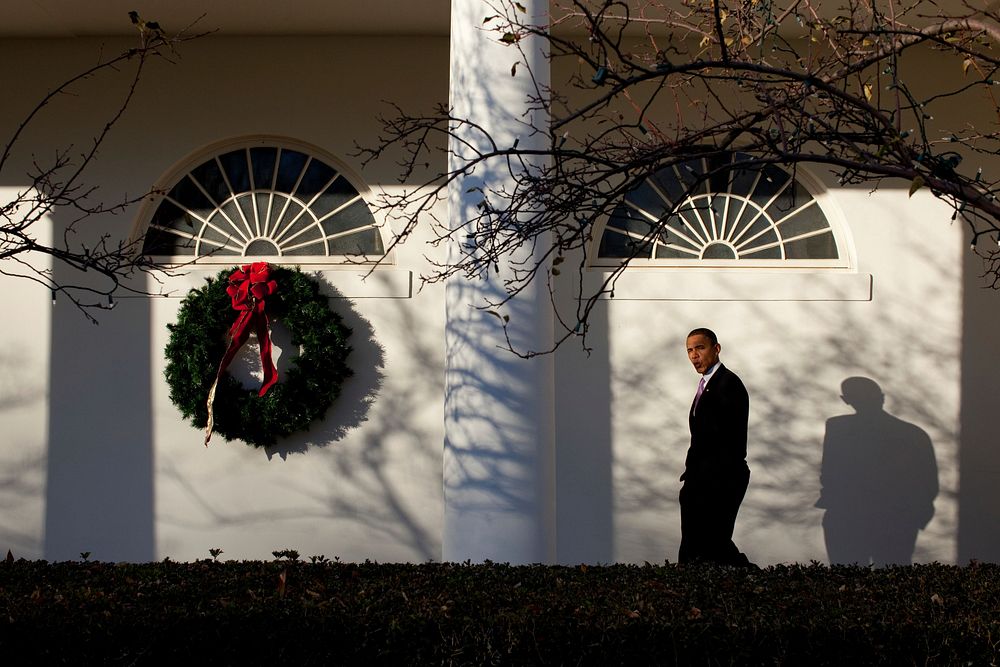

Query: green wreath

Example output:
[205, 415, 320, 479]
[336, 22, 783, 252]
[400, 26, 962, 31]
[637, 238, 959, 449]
[165, 265, 353, 447]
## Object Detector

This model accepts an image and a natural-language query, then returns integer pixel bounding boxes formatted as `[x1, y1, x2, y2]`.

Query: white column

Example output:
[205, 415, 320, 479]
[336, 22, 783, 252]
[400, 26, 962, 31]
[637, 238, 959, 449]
[444, 0, 555, 564]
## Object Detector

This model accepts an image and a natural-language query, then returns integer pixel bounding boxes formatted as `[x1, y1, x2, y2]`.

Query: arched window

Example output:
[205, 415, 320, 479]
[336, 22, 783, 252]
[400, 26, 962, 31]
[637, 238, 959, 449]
[140, 138, 385, 263]
[596, 153, 848, 268]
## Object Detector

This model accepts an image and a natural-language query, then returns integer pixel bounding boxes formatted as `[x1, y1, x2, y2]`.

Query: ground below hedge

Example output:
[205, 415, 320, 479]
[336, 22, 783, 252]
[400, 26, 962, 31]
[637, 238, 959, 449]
[1, 559, 998, 665]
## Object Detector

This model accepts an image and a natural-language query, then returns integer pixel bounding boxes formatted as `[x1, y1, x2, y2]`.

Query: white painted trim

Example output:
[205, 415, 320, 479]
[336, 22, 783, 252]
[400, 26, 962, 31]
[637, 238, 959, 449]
[584, 269, 872, 301]
[130, 268, 412, 299]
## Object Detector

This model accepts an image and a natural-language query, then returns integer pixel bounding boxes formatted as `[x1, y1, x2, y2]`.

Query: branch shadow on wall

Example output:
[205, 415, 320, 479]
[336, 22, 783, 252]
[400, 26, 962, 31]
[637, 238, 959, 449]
[261, 286, 385, 460]
[815, 377, 938, 565]
[158, 272, 441, 562]
[0, 348, 48, 556]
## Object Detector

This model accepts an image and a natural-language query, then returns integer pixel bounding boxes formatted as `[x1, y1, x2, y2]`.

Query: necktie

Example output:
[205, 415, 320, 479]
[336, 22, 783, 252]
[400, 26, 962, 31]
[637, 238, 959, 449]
[693, 376, 706, 414]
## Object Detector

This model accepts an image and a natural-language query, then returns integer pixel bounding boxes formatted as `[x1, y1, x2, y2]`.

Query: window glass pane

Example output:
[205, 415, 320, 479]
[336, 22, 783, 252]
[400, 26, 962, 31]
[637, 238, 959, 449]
[735, 216, 772, 248]
[167, 176, 213, 214]
[325, 228, 383, 255]
[650, 162, 698, 202]
[768, 179, 810, 218]
[236, 194, 259, 235]
[776, 201, 829, 239]
[190, 159, 230, 205]
[662, 213, 699, 250]
[150, 200, 192, 229]
[250, 147, 278, 189]
[274, 150, 309, 193]
[296, 160, 337, 199]
[143, 226, 195, 255]
[653, 243, 694, 259]
[218, 200, 248, 239]
[784, 231, 838, 259]
[218, 149, 251, 193]
[727, 168, 760, 199]
[321, 199, 376, 237]
[607, 203, 653, 236]
[703, 242, 737, 260]
[255, 193, 273, 227]
[272, 200, 308, 240]
[625, 178, 670, 214]
[705, 154, 736, 193]
[740, 244, 782, 259]
[311, 177, 360, 220]
[282, 228, 324, 255]
[600, 227, 652, 257]
[201, 215, 241, 254]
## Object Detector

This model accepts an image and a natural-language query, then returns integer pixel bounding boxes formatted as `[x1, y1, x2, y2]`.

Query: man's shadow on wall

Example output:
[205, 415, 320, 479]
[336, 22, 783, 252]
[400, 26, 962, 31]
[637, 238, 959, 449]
[815, 377, 939, 565]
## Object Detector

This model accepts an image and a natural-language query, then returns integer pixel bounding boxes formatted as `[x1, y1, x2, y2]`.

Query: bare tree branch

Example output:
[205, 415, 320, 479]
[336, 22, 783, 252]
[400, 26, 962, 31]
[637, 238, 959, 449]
[358, 0, 1000, 355]
[0, 13, 210, 322]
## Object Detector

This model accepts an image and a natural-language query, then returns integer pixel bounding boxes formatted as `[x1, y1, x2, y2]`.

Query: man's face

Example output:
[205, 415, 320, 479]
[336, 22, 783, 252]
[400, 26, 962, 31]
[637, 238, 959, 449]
[686, 334, 720, 375]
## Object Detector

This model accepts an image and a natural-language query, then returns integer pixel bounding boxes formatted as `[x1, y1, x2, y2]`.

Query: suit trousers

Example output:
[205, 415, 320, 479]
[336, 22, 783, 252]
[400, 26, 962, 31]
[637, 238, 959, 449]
[678, 465, 751, 565]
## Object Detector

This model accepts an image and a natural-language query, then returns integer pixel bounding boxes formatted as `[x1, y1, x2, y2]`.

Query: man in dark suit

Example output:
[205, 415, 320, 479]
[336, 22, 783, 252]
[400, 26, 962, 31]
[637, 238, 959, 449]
[678, 327, 753, 566]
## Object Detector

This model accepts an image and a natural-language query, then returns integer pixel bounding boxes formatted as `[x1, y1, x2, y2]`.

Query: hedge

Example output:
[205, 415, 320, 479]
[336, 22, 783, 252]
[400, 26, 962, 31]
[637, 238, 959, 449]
[2, 559, 998, 665]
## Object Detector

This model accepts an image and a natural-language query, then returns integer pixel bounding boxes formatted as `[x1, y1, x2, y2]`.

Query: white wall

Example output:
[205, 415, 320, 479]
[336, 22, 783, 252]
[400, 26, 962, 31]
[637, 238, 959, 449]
[2, 32, 999, 565]
[549, 43, 998, 566]
[0, 35, 450, 562]
[0, 189, 51, 560]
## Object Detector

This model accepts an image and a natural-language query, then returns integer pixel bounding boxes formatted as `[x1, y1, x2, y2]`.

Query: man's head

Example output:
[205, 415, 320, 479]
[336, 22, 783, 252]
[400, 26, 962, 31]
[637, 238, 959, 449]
[686, 327, 720, 375]
[840, 376, 884, 413]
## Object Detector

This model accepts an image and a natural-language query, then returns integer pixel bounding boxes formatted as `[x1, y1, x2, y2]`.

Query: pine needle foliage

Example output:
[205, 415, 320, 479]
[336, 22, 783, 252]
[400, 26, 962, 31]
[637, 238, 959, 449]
[164, 266, 353, 446]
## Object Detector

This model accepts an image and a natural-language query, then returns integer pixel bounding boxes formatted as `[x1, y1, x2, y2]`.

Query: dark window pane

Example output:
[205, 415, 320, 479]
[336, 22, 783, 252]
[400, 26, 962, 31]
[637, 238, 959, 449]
[703, 242, 737, 259]
[274, 150, 309, 193]
[599, 225, 652, 258]
[142, 226, 196, 255]
[328, 228, 383, 255]
[296, 160, 337, 199]
[607, 203, 655, 237]
[740, 228, 781, 256]
[150, 200, 192, 229]
[741, 244, 781, 259]
[312, 177, 362, 220]
[250, 147, 278, 189]
[776, 201, 829, 239]
[237, 194, 258, 235]
[218, 149, 251, 193]
[321, 199, 376, 237]
[654, 243, 694, 259]
[218, 200, 249, 239]
[283, 227, 324, 255]
[255, 193, 273, 229]
[167, 175, 214, 213]
[651, 161, 700, 203]
[784, 231, 838, 259]
[735, 216, 772, 248]
[625, 178, 670, 214]
[768, 179, 810, 218]
[272, 200, 308, 240]
[190, 159, 230, 205]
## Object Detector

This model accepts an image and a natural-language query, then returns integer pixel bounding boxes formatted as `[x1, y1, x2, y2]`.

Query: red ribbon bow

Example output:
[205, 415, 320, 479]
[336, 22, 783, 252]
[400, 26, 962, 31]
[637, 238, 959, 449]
[205, 262, 279, 445]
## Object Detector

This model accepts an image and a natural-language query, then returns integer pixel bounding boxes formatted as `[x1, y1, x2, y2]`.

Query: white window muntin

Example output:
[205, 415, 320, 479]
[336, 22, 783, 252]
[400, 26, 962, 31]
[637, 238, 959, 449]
[135, 136, 387, 265]
[593, 154, 853, 269]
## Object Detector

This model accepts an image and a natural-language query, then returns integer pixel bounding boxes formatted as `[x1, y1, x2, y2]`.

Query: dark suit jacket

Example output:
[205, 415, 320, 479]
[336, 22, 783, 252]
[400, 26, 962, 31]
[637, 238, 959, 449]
[682, 364, 749, 482]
